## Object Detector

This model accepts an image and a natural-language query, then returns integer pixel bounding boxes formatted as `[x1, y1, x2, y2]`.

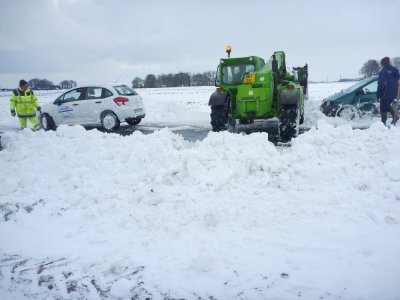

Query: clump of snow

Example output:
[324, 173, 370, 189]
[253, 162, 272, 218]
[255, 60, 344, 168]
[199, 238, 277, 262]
[0, 121, 400, 299]
[384, 160, 400, 181]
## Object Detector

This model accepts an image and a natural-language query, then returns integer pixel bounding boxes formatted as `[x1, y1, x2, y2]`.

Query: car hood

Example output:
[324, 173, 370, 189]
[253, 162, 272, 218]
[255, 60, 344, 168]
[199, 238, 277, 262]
[325, 91, 347, 101]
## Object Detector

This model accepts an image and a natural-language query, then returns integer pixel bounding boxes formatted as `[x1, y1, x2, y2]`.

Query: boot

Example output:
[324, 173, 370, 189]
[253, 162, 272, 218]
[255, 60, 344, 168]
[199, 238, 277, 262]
[389, 107, 398, 125]
[381, 112, 387, 125]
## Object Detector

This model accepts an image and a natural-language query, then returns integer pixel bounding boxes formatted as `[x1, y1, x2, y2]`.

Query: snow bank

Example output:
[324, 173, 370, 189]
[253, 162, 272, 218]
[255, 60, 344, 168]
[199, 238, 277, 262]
[1, 122, 400, 299]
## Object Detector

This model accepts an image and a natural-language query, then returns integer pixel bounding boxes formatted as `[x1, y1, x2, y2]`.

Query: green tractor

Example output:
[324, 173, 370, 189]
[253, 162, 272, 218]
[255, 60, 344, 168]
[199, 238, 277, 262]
[209, 46, 308, 142]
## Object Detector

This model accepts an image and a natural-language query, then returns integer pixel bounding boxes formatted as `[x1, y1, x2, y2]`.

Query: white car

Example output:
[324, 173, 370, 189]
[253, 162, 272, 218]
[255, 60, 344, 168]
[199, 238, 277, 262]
[39, 85, 145, 131]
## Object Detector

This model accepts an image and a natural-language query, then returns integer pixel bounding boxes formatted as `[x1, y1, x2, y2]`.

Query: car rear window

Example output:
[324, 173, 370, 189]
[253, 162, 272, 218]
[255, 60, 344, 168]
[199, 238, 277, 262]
[114, 85, 138, 96]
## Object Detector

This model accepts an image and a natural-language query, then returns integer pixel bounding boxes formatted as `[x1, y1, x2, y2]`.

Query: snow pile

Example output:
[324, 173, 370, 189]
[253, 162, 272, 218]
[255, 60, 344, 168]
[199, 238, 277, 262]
[1, 122, 400, 299]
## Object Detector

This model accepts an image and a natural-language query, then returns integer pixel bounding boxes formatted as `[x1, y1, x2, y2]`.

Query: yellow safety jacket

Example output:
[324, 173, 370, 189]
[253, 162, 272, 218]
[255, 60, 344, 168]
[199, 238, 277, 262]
[10, 88, 39, 118]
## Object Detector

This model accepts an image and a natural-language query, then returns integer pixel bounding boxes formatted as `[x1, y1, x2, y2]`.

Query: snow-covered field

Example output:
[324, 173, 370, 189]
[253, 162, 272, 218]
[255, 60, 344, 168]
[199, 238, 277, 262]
[1, 83, 400, 299]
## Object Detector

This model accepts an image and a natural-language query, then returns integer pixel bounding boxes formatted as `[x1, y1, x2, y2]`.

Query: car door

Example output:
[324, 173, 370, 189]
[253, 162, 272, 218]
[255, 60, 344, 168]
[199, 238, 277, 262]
[79, 87, 105, 124]
[358, 79, 378, 114]
[359, 79, 378, 103]
[55, 88, 85, 125]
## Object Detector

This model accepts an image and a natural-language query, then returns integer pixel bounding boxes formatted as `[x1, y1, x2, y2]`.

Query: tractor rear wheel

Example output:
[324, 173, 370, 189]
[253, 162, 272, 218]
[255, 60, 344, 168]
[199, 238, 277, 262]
[279, 105, 300, 143]
[299, 101, 305, 124]
[210, 105, 228, 132]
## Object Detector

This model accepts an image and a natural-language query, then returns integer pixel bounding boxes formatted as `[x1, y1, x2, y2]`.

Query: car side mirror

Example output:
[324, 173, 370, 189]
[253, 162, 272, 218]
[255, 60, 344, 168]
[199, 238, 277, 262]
[54, 99, 61, 105]
[356, 90, 365, 96]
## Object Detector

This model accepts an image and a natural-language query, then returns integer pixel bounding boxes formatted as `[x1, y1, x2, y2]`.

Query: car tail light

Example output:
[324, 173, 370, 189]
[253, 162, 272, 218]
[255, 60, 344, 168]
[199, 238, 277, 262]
[114, 97, 129, 106]
[287, 84, 295, 89]
[216, 87, 224, 92]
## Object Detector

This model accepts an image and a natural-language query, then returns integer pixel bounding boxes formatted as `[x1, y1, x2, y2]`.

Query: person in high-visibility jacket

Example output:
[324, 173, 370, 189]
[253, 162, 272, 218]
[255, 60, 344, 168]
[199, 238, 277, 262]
[10, 79, 41, 131]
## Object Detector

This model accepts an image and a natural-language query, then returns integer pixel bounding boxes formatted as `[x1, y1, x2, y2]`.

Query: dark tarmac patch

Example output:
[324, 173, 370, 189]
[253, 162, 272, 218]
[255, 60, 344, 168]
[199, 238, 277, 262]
[103, 121, 311, 145]
[0, 121, 311, 147]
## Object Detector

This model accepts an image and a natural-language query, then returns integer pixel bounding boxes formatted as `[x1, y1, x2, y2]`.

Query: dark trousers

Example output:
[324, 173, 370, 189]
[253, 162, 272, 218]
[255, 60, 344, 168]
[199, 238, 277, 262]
[380, 99, 397, 124]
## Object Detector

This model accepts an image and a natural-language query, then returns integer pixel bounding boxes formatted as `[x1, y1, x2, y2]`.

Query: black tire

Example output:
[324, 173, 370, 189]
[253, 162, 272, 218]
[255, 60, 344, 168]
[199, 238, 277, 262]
[126, 118, 142, 126]
[299, 101, 305, 124]
[359, 103, 379, 118]
[39, 113, 56, 131]
[299, 112, 304, 125]
[101, 111, 120, 131]
[227, 116, 236, 133]
[210, 105, 228, 132]
[239, 119, 254, 125]
[279, 105, 299, 143]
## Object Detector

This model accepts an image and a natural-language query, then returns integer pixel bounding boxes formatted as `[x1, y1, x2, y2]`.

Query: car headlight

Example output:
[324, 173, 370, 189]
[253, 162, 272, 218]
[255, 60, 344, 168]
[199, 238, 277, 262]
[322, 100, 330, 106]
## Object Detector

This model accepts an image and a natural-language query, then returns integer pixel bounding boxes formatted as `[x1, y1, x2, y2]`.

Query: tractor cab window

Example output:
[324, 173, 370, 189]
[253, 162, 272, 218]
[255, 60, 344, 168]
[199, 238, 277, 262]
[222, 64, 255, 84]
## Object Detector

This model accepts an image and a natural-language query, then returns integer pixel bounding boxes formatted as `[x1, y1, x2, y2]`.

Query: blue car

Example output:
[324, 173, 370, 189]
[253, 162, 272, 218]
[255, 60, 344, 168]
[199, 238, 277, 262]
[320, 76, 380, 120]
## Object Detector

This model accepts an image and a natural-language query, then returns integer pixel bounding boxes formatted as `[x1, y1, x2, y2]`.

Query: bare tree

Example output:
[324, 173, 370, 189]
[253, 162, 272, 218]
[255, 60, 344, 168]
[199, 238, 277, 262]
[145, 74, 157, 88]
[59, 80, 77, 89]
[131, 77, 144, 88]
[137, 71, 216, 88]
[392, 57, 400, 69]
[28, 78, 40, 89]
[360, 60, 380, 77]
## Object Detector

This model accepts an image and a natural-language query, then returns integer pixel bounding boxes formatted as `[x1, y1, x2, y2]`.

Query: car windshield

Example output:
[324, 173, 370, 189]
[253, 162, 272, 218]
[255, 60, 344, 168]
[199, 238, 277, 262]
[114, 85, 138, 96]
[343, 77, 377, 93]
[222, 63, 255, 84]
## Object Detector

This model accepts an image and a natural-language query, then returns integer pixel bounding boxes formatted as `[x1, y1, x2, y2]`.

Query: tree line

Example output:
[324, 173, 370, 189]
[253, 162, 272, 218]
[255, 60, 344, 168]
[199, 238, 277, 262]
[28, 78, 77, 90]
[132, 71, 216, 88]
[359, 57, 400, 78]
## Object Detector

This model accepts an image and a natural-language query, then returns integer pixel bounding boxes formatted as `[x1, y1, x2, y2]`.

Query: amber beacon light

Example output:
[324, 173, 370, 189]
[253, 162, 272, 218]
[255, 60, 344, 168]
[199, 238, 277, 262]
[226, 45, 232, 57]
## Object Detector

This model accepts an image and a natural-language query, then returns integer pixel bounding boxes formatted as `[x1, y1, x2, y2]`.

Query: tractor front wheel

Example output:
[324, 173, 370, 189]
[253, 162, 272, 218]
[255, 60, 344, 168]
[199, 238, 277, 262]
[210, 105, 228, 132]
[279, 105, 300, 143]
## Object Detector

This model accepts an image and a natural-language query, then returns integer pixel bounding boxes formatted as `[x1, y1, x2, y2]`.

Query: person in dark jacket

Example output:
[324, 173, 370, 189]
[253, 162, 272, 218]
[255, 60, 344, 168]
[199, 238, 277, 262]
[377, 57, 400, 125]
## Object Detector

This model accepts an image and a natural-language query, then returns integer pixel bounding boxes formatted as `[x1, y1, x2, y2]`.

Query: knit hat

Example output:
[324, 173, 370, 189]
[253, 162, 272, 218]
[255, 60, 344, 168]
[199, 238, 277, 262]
[380, 57, 390, 66]
[19, 79, 28, 86]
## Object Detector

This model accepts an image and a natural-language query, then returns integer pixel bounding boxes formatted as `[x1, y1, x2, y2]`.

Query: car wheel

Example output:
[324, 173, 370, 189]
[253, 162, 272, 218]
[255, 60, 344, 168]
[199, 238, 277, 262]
[39, 113, 56, 131]
[126, 118, 142, 126]
[359, 103, 379, 119]
[101, 111, 120, 131]
[337, 105, 359, 121]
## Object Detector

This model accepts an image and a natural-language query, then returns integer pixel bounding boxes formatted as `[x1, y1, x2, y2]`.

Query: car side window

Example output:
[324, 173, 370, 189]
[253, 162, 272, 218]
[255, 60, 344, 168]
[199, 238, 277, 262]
[362, 80, 378, 94]
[55, 94, 65, 103]
[85, 87, 103, 100]
[102, 88, 113, 98]
[61, 88, 84, 103]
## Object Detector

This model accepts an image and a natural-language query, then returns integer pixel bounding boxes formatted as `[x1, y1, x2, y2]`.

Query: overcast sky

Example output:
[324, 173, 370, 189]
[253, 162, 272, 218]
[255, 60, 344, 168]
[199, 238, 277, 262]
[0, 0, 399, 88]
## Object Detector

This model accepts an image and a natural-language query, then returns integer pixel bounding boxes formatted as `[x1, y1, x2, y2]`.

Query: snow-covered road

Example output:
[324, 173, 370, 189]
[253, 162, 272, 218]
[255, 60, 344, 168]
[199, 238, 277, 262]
[1, 83, 400, 300]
